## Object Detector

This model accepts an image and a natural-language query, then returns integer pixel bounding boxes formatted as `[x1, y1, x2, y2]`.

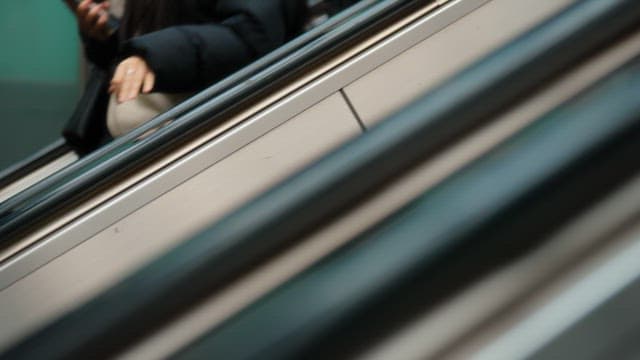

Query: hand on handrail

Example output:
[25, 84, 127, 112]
[110, 56, 156, 103]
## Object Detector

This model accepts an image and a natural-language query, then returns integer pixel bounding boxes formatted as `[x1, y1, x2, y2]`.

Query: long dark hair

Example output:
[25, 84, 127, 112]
[120, 0, 214, 39]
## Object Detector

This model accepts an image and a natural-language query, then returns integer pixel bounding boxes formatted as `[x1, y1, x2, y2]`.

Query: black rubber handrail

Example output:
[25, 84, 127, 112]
[0, 0, 409, 240]
[173, 55, 640, 360]
[0, 138, 70, 190]
[3, 0, 640, 358]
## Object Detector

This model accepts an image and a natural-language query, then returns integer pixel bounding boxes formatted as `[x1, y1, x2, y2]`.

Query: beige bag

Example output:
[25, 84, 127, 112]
[107, 93, 188, 137]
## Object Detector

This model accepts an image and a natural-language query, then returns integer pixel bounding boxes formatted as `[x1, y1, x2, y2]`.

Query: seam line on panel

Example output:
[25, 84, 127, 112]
[340, 89, 367, 132]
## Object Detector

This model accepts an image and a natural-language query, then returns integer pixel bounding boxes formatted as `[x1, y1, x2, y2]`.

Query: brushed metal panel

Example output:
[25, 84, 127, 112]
[0, 93, 360, 353]
[345, 0, 576, 127]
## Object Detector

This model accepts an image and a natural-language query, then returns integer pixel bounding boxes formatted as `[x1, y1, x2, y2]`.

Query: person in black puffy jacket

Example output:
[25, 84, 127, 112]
[63, 0, 308, 146]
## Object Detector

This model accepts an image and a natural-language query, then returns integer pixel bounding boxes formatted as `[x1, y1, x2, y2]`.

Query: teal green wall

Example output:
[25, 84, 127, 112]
[0, 1, 80, 83]
[0, 1, 81, 172]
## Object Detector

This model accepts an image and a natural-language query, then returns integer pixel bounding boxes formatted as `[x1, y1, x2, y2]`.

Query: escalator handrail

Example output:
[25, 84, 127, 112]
[3, 0, 640, 358]
[0, 0, 423, 240]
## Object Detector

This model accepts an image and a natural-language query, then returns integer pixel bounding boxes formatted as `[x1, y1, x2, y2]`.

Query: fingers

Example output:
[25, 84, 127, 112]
[77, 0, 91, 16]
[96, 11, 109, 31]
[121, 68, 146, 103]
[79, 0, 100, 28]
[86, 5, 103, 31]
[76, 0, 92, 26]
[110, 57, 156, 103]
[143, 72, 156, 94]
[76, 0, 111, 40]
[110, 62, 126, 93]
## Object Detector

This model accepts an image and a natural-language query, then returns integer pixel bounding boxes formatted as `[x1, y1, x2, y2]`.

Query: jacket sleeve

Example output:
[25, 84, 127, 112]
[121, 0, 290, 93]
[82, 33, 119, 70]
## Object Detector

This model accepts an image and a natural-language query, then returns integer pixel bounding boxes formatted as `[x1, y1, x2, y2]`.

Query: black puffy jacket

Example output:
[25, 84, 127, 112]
[86, 0, 308, 92]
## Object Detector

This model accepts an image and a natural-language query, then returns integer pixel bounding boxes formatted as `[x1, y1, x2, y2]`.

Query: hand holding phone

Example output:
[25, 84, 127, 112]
[66, 0, 118, 41]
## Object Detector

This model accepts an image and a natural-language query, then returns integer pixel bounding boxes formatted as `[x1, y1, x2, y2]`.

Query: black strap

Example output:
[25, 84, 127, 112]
[62, 66, 112, 155]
